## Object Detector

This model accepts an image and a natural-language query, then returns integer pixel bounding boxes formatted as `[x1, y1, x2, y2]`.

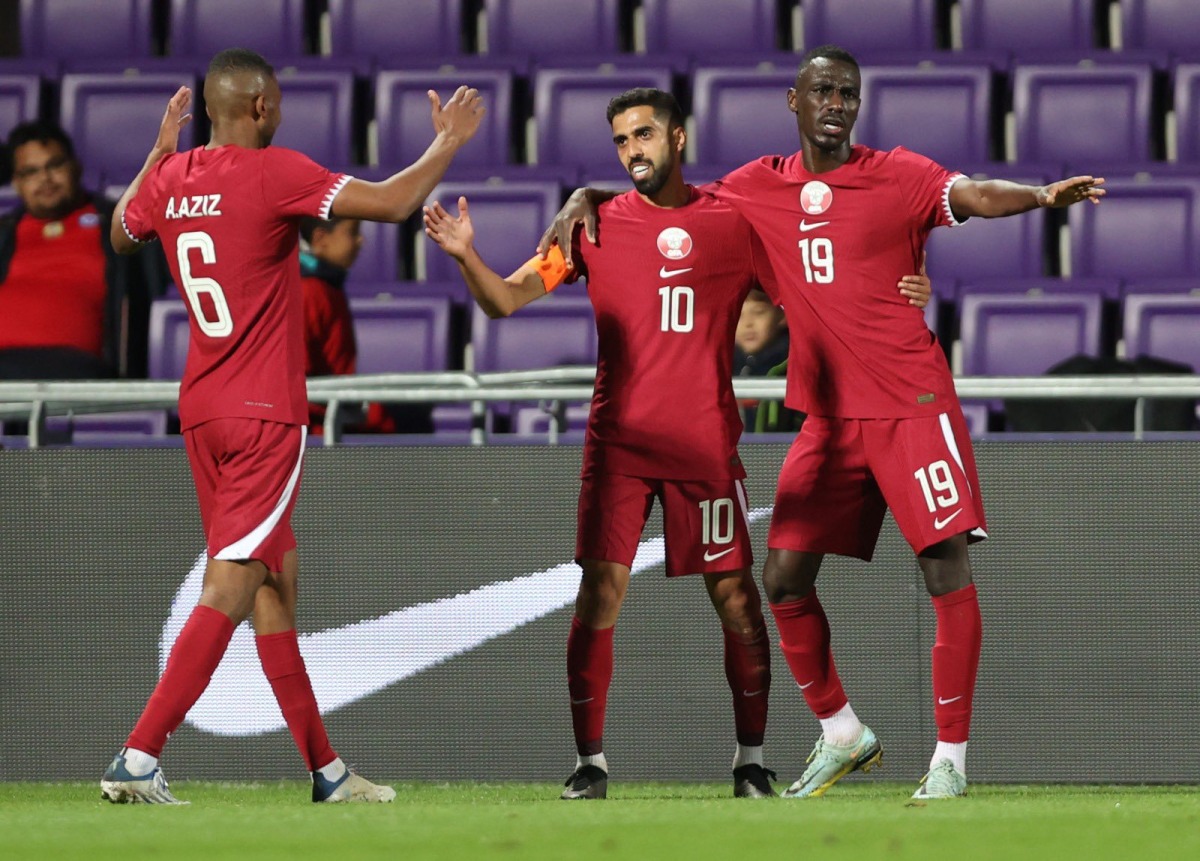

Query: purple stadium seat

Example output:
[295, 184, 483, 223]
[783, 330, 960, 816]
[854, 66, 994, 164]
[923, 291, 941, 339]
[958, 276, 1122, 301]
[374, 69, 513, 168]
[640, 0, 777, 57]
[147, 299, 190, 380]
[344, 219, 402, 284]
[350, 297, 451, 372]
[1068, 177, 1200, 279]
[532, 67, 674, 170]
[1174, 64, 1200, 164]
[1120, 0, 1200, 54]
[20, 0, 154, 60]
[800, 0, 936, 53]
[1012, 65, 1154, 164]
[168, 0, 307, 60]
[471, 295, 598, 371]
[925, 167, 1052, 283]
[0, 186, 20, 213]
[419, 181, 563, 283]
[959, 401, 990, 437]
[46, 410, 169, 438]
[60, 72, 198, 180]
[483, 0, 620, 59]
[958, 294, 1103, 375]
[328, 0, 464, 62]
[691, 67, 798, 166]
[1121, 276, 1200, 297]
[267, 69, 355, 165]
[511, 402, 590, 439]
[1122, 294, 1200, 370]
[958, 0, 1094, 51]
[343, 280, 470, 304]
[0, 75, 39, 137]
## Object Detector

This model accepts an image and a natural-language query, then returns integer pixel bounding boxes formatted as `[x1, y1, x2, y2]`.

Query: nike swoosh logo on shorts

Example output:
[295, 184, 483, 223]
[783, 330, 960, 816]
[938, 695, 964, 705]
[743, 689, 764, 697]
[703, 547, 736, 562]
[798, 680, 816, 690]
[165, 507, 775, 736]
[933, 509, 964, 530]
[799, 220, 830, 232]
[659, 266, 693, 278]
[570, 697, 594, 705]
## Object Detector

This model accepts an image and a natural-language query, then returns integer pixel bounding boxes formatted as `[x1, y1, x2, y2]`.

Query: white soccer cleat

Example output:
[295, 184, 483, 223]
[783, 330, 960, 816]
[312, 766, 396, 803]
[911, 758, 968, 799]
[101, 751, 188, 805]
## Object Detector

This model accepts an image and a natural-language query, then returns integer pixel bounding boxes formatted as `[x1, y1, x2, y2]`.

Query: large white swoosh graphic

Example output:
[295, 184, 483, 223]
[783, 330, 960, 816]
[165, 506, 774, 736]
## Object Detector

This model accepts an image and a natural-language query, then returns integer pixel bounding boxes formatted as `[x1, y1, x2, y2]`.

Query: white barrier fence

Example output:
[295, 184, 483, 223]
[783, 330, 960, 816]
[2, 369, 1200, 447]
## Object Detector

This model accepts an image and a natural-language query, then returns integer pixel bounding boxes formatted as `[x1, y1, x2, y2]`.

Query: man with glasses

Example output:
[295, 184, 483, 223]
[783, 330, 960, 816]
[0, 121, 163, 379]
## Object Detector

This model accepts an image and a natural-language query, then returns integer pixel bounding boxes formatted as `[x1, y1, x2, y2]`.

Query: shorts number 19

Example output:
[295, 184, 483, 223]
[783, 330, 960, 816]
[913, 460, 960, 512]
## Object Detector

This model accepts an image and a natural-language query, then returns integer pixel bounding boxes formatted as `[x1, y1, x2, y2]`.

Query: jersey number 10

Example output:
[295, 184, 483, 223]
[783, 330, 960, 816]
[177, 230, 233, 338]
[657, 286, 694, 333]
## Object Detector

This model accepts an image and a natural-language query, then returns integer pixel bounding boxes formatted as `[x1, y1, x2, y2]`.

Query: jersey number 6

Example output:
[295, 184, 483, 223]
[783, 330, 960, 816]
[177, 230, 234, 338]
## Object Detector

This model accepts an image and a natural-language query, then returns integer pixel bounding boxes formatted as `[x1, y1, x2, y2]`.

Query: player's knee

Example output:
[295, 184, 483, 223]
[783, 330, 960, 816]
[761, 552, 817, 604]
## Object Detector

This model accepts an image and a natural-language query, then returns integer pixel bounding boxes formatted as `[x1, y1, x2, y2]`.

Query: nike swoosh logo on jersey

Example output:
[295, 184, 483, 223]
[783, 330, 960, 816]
[167, 507, 775, 735]
[937, 695, 964, 705]
[799, 220, 830, 232]
[933, 509, 964, 530]
[703, 547, 736, 562]
[659, 266, 693, 278]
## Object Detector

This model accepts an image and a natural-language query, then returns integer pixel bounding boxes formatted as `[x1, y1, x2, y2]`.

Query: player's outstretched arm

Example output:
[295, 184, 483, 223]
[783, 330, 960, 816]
[536, 187, 621, 268]
[110, 86, 193, 254]
[948, 175, 1105, 220]
[332, 86, 485, 223]
[424, 196, 547, 318]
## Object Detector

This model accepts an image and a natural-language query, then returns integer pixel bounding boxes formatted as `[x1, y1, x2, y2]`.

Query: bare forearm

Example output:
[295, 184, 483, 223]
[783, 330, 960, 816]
[951, 179, 1042, 219]
[456, 246, 527, 318]
[110, 148, 167, 254]
[334, 133, 463, 222]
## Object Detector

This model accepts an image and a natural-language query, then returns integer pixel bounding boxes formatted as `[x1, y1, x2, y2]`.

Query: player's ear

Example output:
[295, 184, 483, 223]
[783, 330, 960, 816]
[787, 88, 800, 115]
[253, 93, 267, 121]
[672, 123, 686, 155]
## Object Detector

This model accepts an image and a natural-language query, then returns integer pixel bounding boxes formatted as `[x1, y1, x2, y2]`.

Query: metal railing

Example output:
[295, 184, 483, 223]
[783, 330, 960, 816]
[2, 370, 1199, 447]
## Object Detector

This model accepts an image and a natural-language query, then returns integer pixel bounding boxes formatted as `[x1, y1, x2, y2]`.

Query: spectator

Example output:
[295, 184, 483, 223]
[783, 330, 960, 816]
[732, 288, 799, 433]
[0, 121, 162, 379]
[298, 216, 404, 434]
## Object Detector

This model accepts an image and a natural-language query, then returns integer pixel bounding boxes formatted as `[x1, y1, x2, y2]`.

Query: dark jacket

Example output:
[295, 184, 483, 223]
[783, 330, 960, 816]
[734, 334, 805, 433]
[0, 192, 168, 376]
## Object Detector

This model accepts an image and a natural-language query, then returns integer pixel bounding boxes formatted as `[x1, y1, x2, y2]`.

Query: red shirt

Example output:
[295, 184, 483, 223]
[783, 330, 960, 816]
[565, 187, 767, 480]
[302, 274, 356, 377]
[123, 146, 350, 429]
[0, 203, 108, 355]
[707, 145, 964, 419]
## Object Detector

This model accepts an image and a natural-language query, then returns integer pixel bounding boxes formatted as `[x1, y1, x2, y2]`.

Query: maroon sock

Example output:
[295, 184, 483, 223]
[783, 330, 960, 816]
[126, 605, 235, 756]
[769, 592, 848, 718]
[566, 616, 614, 757]
[931, 583, 982, 743]
[257, 630, 337, 771]
[723, 625, 771, 747]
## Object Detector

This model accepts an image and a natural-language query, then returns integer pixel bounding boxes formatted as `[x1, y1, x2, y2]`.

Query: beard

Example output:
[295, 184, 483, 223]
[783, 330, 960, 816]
[629, 159, 671, 197]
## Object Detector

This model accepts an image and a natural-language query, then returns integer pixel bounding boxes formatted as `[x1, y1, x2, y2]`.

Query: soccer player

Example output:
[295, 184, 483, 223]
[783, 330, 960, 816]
[542, 46, 1104, 800]
[424, 87, 932, 800]
[99, 48, 483, 804]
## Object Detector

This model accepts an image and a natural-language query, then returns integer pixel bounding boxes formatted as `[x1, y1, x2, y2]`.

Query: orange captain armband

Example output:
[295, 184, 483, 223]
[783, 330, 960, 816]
[524, 243, 570, 293]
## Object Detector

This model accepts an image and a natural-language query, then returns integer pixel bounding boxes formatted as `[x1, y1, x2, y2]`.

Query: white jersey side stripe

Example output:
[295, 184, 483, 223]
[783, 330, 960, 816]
[215, 426, 307, 561]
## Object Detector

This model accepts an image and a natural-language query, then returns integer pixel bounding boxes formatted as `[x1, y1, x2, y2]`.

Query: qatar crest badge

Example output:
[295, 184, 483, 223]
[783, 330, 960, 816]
[656, 226, 693, 260]
[800, 180, 833, 215]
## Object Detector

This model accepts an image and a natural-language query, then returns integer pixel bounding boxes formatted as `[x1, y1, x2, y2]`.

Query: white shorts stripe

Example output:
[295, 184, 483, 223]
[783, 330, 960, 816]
[734, 479, 750, 528]
[215, 426, 307, 560]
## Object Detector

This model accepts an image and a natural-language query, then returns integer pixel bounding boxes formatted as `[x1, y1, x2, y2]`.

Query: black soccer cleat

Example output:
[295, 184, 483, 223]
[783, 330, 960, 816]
[733, 763, 779, 798]
[561, 764, 608, 800]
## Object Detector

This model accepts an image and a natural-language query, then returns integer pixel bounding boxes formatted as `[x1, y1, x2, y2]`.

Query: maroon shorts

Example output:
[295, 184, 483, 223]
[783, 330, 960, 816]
[768, 410, 987, 560]
[576, 471, 753, 577]
[183, 418, 306, 573]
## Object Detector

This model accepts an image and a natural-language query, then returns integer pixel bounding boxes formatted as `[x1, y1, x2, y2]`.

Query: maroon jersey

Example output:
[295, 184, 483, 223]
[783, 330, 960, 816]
[707, 145, 964, 419]
[122, 146, 350, 429]
[563, 187, 766, 480]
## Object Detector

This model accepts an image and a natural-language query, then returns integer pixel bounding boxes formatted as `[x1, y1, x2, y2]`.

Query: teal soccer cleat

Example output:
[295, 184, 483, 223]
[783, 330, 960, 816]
[911, 759, 967, 799]
[782, 725, 882, 798]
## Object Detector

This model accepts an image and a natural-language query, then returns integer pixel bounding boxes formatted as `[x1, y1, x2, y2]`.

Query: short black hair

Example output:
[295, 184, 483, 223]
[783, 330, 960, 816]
[299, 215, 343, 244]
[207, 47, 275, 80]
[797, 44, 860, 77]
[6, 121, 77, 170]
[605, 87, 685, 129]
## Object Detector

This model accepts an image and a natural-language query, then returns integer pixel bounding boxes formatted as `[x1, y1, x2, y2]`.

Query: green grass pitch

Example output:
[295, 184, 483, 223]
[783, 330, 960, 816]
[3, 782, 1197, 861]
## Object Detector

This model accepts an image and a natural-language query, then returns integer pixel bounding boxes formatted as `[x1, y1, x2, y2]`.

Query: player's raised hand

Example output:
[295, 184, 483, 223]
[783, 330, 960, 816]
[423, 196, 475, 261]
[429, 85, 485, 147]
[898, 251, 933, 308]
[1037, 175, 1106, 208]
[153, 86, 193, 155]
[536, 189, 598, 268]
